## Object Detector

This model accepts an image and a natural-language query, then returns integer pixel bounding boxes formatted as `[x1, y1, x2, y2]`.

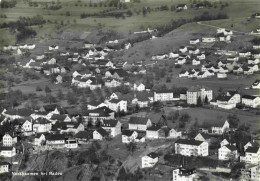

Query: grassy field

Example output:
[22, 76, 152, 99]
[1, 0, 260, 46]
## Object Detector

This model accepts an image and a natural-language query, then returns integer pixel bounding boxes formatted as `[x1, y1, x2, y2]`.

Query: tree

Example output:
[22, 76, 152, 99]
[67, 91, 78, 105]
[197, 96, 202, 106]
[57, 89, 63, 100]
[80, 96, 88, 115]
[118, 167, 128, 181]
[227, 114, 240, 128]
[204, 95, 208, 104]
[126, 142, 137, 154]
[45, 85, 51, 94]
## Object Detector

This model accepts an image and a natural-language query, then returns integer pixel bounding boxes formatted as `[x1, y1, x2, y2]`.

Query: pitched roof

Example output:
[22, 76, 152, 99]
[246, 146, 259, 153]
[242, 95, 257, 100]
[50, 114, 69, 121]
[83, 106, 114, 117]
[147, 124, 161, 131]
[0, 146, 14, 151]
[188, 85, 210, 92]
[94, 128, 109, 137]
[122, 130, 135, 136]
[75, 131, 93, 139]
[129, 117, 149, 125]
[147, 152, 159, 159]
[175, 139, 203, 146]
[34, 118, 51, 124]
[224, 144, 237, 151]
[46, 134, 65, 141]
[102, 119, 119, 127]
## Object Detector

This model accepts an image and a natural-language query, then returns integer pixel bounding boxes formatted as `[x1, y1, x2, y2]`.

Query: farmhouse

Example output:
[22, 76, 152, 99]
[141, 152, 159, 168]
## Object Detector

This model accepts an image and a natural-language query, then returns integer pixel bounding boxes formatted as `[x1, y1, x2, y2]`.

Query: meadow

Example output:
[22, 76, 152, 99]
[1, 0, 259, 46]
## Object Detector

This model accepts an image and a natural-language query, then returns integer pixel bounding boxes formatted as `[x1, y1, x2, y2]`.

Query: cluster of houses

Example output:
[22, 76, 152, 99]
[140, 119, 260, 181]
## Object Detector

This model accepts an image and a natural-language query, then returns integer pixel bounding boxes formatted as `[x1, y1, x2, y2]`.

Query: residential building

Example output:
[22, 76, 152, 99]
[141, 152, 159, 168]
[168, 128, 182, 138]
[0, 162, 10, 173]
[186, 85, 213, 105]
[242, 95, 260, 108]
[241, 164, 260, 181]
[121, 130, 138, 143]
[240, 146, 260, 165]
[133, 83, 146, 92]
[154, 91, 174, 102]
[46, 134, 65, 149]
[218, 144, 239, 161]
[128, 117, 152, 131]
[102, 119, 121, 137]
[2, 132, 17, 146]
[252, 80, 260, 89]
[0, 146, 16, 157]
[65, 139, 78, 149]
[33, 118, 52, 133]
[172, 167, 197, 181]
[105, 99, 127, 112]
[175, 139, 208, 157]
[93, 128, 109, 140]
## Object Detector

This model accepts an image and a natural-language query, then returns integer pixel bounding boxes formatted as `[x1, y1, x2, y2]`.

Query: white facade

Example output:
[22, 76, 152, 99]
[106, 99, 127, 112]
[0, 147, 16, 158]
[154, 92, 174, 102]
[0, 163, 9, 173]
[2, 133, 17, 146]
[218, 145, 238, 161]
[122, 131, 138, 144]
[242, 96, 260, 108]
[133, 83, 145, 92]
[172, 168, 197, 181]
[187, 87, 213, 105]
[175, 140, 208, 157]
[141, 155, 158, 168]
[168, 129, 182, 138]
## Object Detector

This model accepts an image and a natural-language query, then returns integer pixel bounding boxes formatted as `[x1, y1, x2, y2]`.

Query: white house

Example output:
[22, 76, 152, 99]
[218, 144, 239, 161]
[133, 83, 146, 92]
[128, 117, 152, 131]
[211, 120, 230, 135]
[220, 138, 236, 147]
[0, 146, 16, 158]
[190, 39, 200, 45]
[49, 45, 59, 51]
[121, 130, 138, 144]
[192, 59, 200, 65]
[240, 146, 260, 165]
[2, 132, 17, 146]
[186, 85, 213, 105]
[179, 46, 188, 53]
[175, 139, 208, 157]
[0, 162, 10, 173]
[46, 134, 65, 149]
[241, 165, 260, 181]
[202, 37, 216, 43]
[154, 91, 174, 102]
[93, 128, 109, 140]
[65, 139, 78, 149]
[105, 79, 121, 88]
[173, 168, 197, 181]
[102, 119, 121, 137]
[33, 118, 52, 133]
[242, 95, 260, 108]
[141, 152, 159, 168]
[168, 128, 182, 138]
[34, 134, 46, 146]
[176, 4, 188, 10]
[105, 99, 127, 112]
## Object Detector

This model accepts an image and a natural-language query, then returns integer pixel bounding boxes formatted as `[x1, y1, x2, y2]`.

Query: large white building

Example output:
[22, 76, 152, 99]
[218, 144, 239, 160]
[2, 132, 17, 146]
[128, 117, 152, 131]
[241, 95, 260, 108]
[0, 146, 16, 158]
[175, 139, 208, 157]
[240, 146, 260, 165]
[186, 85, 213, 105]
[172, 167, 197, 181]
[154, 91, 174, 102]
[241, 164, 260, 181]
[0, 162, 9, 174]
[141, 152, 159, 168]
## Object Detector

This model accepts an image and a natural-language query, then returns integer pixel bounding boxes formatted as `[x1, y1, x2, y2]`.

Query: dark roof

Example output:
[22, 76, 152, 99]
[225, 144, 237, 151]
[122, 130, 135, 136]
[46, 134, 65, 141]
[102, 119, 119, 127]
[0, 161, 10, 166]
[83, 106, 114, 117]
[217, 95, 231, 102]
[0, 146, 14, 151]
[188, 85, 210, 92]
[75, 131, 93, 139]
[196, 133, 211, 140]
[147, 125, 161, 131]
[108, 69, 128, 78]
[246, 146, 259, 153]
[109, 99, 123, 104]
[147, 152, 159, 159]
[95, 128, 109, 137]
[253, 80, 260, 86]
[50, 114, 69, 121]
[175, 139, 203, 146]
[129, 117, 149, 125]
[41, 104, 63, 112]
[242, 95, 257, 100]
[34, 118, 51, 124]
